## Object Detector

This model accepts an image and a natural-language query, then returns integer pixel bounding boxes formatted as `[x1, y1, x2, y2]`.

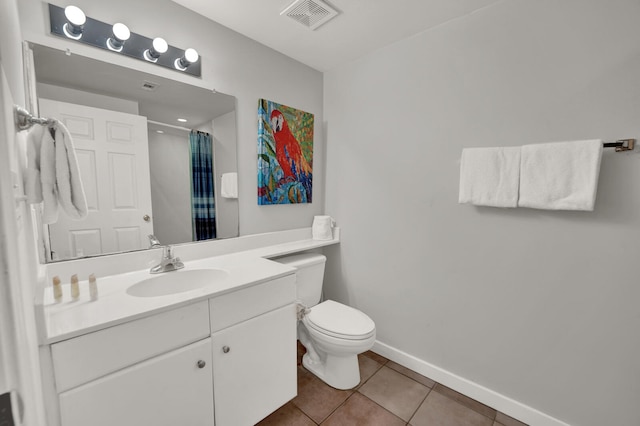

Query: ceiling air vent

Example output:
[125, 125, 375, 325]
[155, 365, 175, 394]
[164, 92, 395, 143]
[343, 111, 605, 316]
[280, 0, 339, 31]
[141, 80, 159, 91]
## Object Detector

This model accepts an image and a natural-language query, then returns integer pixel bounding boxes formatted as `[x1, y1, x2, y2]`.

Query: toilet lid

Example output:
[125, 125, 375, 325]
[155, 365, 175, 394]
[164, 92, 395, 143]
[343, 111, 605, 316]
[306, 300, 375, 340]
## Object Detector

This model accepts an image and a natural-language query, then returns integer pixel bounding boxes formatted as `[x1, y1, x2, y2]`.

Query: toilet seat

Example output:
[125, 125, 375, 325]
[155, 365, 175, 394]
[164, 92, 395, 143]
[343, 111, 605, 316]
[305, 300, 375, 340]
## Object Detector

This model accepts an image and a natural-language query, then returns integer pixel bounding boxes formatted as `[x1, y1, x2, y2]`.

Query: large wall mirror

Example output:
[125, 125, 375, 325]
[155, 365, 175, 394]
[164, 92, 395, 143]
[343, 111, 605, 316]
[30, 43, 239, 263]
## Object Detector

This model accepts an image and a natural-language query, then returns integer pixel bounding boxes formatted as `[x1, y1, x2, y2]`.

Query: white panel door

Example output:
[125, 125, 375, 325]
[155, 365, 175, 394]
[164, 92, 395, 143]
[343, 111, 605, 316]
[38, 99, 153, 259]
[211, 304, 297, 426]
[59, 338, 214, 426]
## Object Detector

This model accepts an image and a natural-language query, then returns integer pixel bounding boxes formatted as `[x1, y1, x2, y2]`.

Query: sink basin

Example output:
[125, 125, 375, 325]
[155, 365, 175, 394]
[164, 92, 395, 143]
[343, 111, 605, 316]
[126, 269, 229, 297]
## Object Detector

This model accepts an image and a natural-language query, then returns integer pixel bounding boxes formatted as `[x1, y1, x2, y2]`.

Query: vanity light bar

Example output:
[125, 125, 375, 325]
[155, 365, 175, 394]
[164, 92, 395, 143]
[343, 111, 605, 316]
[48, 4, 201, 77]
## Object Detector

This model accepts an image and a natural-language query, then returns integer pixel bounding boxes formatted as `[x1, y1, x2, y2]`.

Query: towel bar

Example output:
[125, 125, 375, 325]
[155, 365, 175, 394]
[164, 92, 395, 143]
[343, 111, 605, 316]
[603, 139, 635, 152]
[16, 103, 635, 154]
[14, 105, 54, 131]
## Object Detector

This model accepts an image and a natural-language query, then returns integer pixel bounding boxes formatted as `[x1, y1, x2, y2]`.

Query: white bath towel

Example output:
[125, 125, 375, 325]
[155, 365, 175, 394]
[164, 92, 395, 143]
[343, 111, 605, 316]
[26, 125, 45, 204]
[53, 120, 88, 220]
[26, 120, 88, 223]
[39, 126, 60, 224]
[458, 147, 521, 208]
[221, 172, 238, 199]
[518, 139, 603, 211]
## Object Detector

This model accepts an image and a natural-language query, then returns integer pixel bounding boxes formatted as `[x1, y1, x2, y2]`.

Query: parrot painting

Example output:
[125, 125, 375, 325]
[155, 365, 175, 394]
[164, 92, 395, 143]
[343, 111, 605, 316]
[270, 109, 313, 201]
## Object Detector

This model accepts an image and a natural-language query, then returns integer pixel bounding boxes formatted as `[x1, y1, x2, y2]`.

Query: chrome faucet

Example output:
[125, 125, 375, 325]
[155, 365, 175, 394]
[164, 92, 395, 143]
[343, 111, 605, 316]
[150, 245, 184, 274]
[148, 234, 162, 248]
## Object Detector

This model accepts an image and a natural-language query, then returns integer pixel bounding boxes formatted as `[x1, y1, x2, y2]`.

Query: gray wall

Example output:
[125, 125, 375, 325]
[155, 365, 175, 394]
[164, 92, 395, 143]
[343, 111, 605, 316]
[19, 0, 325, 237]
[148, 130, 192, 245]
[213, 110, 240, 238]
[324, 1, 640, 425]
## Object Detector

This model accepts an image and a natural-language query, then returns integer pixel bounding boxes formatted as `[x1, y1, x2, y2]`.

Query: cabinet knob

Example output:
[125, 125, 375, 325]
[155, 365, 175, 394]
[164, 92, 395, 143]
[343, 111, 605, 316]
[197, 360, 206, 369]
[222, 346, 230, 354]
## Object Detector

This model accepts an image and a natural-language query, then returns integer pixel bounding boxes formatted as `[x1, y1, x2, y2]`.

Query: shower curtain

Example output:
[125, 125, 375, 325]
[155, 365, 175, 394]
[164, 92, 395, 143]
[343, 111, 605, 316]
[190, 130, 216, 240]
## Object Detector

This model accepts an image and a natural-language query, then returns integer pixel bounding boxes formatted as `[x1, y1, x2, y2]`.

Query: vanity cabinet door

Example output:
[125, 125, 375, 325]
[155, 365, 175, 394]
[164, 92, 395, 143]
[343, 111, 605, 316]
[211, 303, 297, 426]
[59, 338, 214, 426]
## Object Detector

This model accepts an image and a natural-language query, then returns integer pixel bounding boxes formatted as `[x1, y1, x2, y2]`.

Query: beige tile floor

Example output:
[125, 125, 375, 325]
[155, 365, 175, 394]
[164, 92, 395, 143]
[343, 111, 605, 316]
[258, 345, 528, 426]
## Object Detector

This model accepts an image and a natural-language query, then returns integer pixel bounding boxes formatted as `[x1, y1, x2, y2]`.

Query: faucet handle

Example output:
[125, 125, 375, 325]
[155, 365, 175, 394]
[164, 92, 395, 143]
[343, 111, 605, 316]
[148, 234, 161, 248]
[150, 244, 183, 273]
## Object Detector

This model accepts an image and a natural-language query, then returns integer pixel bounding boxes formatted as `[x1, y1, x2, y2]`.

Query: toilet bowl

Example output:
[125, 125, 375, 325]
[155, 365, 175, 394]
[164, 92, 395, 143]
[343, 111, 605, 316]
[300, 300, 376, 389]
[274, 253, 376, 390]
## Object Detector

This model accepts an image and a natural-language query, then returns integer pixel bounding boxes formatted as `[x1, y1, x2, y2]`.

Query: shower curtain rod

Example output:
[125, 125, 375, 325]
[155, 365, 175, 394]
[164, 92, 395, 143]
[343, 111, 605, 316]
[147, 119, 192, 132]
[147, 119, 211, 135]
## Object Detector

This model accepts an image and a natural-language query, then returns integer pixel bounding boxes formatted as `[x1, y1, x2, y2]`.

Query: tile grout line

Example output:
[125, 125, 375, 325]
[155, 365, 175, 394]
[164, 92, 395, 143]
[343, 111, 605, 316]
[360, 354, 431, 425]
[316, 357, 389, 425]
[353, 388, 411, 425]
[406, 386, 433, 425]
[317, 390, 357, 425]
[297, 405, 319, 426]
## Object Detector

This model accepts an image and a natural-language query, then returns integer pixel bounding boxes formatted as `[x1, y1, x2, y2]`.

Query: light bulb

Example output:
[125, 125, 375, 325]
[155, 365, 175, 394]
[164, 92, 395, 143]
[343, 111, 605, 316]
[63, 5, 86, 39]
[112, 23, 130, 41]
[184, 48, 199, 63]
[64, 5, 86, 26]
[175, 48, 199, 71]
[144, 37, 168, 62]
[107, 23, 130, 52]
[153, 38, 168, 54]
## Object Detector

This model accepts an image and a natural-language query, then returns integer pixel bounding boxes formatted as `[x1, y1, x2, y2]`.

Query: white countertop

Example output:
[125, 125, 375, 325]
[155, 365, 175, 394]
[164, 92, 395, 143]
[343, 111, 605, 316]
[41, 230, 339, 344]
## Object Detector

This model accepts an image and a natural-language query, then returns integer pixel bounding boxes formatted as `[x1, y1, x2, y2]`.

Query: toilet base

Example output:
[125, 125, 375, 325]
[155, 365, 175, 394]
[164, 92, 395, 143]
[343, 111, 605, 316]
[302, 352, 360, 390]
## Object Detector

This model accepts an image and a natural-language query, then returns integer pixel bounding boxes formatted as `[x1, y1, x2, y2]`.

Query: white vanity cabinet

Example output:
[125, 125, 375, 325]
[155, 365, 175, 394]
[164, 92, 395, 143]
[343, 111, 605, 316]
[45, 272, 299, 426]
[209, 275, 298, 426]
[49, 301, 213, 426]
[59, 338, 214, 426]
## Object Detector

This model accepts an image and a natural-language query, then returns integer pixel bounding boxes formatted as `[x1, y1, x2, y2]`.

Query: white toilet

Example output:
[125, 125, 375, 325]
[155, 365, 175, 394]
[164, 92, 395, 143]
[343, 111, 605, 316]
[275, 253, 376, 390]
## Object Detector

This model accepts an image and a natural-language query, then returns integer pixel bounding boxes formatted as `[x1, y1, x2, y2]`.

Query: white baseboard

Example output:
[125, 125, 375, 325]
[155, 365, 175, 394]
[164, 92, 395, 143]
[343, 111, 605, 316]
[372, 340, 571, 426]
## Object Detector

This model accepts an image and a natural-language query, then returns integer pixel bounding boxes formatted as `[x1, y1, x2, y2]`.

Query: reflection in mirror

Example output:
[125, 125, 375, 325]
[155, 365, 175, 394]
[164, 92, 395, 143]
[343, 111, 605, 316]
[30, 43, 239, 262]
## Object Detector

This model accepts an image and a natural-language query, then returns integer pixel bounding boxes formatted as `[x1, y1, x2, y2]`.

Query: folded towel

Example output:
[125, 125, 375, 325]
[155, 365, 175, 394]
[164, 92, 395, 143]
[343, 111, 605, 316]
[458, 147, 521, 208]
[518, 139, 603, 211]
[220, 172, 238, 199]
[53, 120, 88, 220]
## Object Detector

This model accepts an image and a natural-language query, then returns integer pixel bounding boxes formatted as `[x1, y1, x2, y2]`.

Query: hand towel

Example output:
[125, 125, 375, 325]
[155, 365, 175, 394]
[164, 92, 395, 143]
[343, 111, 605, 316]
[221, 172, 238, 199]
[518, 139, 603, 211]
[25, 125, 44, 204]
[40, 127, 59, 224]
[458, 147, 521, 208]
[53, 120, 88, 220]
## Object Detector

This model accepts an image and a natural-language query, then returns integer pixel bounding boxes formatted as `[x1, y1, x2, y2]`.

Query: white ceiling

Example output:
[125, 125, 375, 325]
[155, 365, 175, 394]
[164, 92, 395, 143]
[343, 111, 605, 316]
[171, 0, 502, 72]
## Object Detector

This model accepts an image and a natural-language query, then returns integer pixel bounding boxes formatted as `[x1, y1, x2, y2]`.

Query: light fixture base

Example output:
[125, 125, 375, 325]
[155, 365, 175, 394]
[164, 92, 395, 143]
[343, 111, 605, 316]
[143, 50, 159, 63]
[48, 3, 201, 77]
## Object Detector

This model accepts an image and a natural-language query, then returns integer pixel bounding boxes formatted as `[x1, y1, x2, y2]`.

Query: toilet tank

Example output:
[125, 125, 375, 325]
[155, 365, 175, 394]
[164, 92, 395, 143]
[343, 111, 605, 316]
[273, 253, 326, 307]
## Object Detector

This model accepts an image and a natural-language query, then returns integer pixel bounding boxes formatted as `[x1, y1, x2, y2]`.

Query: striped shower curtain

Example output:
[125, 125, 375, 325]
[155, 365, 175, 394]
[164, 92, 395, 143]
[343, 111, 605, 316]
[190, 130, 216, 240]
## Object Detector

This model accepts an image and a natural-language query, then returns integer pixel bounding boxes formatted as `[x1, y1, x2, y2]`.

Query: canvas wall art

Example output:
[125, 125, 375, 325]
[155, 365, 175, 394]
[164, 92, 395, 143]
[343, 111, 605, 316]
[258, 98, 314, 205]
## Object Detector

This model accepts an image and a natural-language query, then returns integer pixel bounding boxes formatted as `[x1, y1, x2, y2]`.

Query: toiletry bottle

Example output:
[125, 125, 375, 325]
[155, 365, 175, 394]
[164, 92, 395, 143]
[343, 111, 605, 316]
[53, 276, 62, 302]
[89, 273, 98, 301]
[70, 274, 79, 301]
